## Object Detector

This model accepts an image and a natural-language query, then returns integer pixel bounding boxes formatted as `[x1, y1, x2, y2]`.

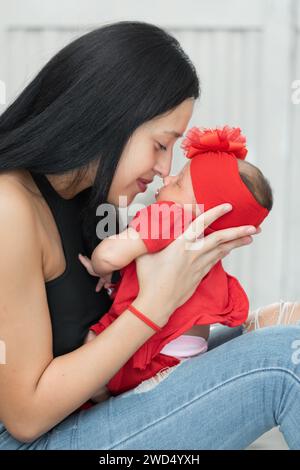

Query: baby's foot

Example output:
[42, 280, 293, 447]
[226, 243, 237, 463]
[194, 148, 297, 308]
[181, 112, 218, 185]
[242, 300, 300, 333]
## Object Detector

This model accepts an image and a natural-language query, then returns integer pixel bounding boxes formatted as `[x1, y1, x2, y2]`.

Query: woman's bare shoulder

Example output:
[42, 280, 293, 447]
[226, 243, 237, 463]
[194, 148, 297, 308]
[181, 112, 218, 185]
[0, 170, 43, 261]
[0, 170, 40, 220]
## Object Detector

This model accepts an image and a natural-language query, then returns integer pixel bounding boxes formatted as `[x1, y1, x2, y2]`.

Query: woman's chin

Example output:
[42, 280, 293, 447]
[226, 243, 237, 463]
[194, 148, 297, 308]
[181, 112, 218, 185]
[108, 187, 147, 207]
[108, 191, 134, 207]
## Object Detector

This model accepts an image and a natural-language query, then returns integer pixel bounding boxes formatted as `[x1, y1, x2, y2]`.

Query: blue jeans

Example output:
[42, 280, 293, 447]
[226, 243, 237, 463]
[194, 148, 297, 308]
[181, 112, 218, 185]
[1, 321, 300, 450]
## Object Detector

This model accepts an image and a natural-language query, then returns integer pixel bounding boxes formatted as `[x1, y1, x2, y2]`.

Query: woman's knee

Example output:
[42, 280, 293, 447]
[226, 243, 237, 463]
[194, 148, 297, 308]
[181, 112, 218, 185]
[244, 323, 300, 371]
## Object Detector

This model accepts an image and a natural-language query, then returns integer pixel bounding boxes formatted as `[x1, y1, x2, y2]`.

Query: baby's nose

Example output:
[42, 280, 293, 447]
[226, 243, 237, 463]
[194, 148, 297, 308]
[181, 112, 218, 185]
[163, 175, 176, 186]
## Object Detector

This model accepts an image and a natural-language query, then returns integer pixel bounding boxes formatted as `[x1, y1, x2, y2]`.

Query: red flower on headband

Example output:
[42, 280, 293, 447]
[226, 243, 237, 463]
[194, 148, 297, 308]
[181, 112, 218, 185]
[181, 126, 248, 160]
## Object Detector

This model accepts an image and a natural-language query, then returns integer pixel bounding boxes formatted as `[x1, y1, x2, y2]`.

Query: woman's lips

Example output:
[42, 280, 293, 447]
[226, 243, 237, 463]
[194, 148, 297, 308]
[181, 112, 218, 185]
[136, 179, 147, 192]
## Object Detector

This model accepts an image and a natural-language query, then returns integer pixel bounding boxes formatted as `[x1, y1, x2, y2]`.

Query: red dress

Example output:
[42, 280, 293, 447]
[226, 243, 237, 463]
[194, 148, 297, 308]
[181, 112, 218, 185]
[89, 200, 249, 396]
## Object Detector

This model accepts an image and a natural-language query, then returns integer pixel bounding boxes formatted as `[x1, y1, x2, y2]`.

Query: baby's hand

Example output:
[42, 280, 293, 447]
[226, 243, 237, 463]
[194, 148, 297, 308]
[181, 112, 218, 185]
[84, 330, 97, 344]
[78, 253, 113, 292]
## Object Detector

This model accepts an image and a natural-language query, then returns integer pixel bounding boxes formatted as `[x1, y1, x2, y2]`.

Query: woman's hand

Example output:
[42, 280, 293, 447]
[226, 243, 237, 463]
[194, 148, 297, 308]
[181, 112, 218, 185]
[134, 203, 260, 325]
[78, 253, 113, 292]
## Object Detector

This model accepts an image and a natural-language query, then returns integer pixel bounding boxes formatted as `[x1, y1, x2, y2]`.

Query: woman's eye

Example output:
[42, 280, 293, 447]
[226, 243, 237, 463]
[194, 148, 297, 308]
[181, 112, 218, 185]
[157, 143, 167, 152]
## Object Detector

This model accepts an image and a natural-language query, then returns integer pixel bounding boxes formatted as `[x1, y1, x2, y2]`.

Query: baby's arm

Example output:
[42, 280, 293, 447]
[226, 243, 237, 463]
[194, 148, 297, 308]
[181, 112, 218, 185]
[91, 226, 148, 276]
[91, 201, 189, 276]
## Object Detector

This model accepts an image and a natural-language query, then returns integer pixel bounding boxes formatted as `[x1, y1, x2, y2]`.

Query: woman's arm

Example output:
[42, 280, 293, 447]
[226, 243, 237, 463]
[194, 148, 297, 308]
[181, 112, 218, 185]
[0, 191, 170, 442]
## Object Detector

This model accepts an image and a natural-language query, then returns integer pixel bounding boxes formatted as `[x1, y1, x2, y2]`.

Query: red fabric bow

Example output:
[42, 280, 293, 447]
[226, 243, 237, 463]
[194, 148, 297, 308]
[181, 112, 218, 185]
[180, 125, 269, 230]
[181, 126, 248, 160]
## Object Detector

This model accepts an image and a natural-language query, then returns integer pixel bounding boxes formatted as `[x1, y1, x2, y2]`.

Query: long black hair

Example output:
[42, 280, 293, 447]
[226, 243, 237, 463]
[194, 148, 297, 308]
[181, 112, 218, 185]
[0, 21, 200, 253]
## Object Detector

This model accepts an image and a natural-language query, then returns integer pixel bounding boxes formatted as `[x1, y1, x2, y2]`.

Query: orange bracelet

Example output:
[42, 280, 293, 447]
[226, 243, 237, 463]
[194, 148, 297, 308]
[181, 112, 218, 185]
[127, 303, 162, 332]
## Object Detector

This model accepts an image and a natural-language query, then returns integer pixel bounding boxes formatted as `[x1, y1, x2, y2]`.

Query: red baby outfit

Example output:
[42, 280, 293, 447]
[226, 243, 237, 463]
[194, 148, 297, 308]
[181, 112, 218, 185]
[89, 126, 270, 397]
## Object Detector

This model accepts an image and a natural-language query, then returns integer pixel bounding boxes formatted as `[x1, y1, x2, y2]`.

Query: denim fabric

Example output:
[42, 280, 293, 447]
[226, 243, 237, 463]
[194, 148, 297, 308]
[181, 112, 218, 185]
[1, 321, 300, 450]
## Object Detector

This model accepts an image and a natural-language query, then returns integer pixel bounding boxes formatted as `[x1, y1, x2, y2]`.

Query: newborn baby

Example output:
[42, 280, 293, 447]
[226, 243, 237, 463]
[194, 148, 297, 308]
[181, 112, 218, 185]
[79, 126, 273, 398]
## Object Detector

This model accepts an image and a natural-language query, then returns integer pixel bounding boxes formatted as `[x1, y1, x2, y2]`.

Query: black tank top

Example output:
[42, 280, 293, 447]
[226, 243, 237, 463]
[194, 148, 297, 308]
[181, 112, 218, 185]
[30, 172, 113, 357]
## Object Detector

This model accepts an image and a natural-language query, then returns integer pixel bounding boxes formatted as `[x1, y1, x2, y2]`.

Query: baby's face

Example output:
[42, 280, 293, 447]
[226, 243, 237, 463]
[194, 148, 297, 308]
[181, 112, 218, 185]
[155, 161, 197, 211]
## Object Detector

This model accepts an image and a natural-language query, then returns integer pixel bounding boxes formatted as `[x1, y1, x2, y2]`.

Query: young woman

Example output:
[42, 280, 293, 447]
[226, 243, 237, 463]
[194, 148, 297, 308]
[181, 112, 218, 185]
[0, 21, 299, 450]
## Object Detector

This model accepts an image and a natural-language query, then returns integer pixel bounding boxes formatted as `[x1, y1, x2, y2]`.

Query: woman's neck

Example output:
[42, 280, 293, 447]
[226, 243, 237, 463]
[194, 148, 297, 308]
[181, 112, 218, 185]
[46, 170, 92, 199]
[19, 164, 97, 200]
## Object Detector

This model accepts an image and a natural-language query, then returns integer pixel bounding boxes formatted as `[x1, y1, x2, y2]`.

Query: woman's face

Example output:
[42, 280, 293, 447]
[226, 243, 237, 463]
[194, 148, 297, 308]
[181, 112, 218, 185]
[107, 98, 195, 206]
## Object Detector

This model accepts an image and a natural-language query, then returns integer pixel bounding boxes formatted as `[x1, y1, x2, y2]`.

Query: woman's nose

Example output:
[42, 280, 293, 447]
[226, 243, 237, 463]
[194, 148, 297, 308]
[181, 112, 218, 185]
[154, 152, 173, 180]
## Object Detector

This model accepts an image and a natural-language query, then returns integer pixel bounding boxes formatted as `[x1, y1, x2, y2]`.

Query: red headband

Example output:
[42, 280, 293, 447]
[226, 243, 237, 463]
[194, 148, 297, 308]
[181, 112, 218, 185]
[181, 126, 270, 231]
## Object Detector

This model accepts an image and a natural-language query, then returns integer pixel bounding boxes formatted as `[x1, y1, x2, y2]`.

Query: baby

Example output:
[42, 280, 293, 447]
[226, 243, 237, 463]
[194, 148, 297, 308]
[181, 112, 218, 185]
[79, 126, 273, 398]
